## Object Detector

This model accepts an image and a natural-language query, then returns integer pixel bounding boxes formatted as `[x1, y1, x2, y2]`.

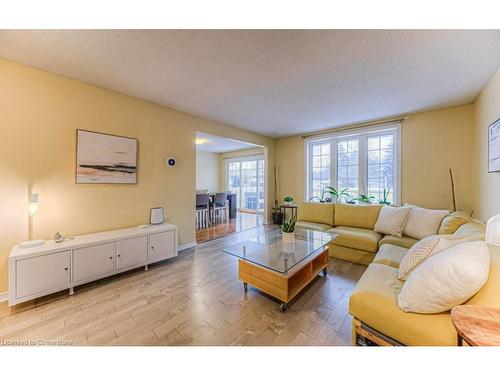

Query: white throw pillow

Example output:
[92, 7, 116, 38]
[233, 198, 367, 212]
[398, 234, 470, 280]
[374, 206, 412, 237]
[398, 241, 490, 314]
[403, 204, 449, 240]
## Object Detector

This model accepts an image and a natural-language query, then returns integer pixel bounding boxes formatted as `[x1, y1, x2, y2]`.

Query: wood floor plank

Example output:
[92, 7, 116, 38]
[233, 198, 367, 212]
[0, 224, 365, 346]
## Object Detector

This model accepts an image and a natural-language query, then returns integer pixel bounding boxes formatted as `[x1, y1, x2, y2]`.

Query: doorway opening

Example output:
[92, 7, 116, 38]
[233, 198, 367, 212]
[195, 131, 265, 243]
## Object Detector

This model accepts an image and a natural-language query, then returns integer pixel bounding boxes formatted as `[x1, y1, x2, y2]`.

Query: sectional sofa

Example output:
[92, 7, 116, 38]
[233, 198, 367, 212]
[296, 202, 500, 346]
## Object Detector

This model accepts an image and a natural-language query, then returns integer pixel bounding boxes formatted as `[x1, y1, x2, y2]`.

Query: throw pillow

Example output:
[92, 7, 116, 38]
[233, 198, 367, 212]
[397, 241, 490, 314]
[373, 206, 412, 237]
[438, 211, 471, 234]
[403, 204, 449, 240]
[398, 234, 470, 280]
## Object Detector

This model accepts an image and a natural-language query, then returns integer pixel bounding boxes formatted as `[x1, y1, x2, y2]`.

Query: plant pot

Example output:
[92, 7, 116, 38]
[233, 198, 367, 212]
[284, 201, 292, 206]
[281, 231, 295, 243]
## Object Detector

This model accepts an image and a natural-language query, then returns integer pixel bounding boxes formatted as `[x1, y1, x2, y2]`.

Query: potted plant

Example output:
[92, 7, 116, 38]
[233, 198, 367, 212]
[283, 196, 294, 206]
[378, 188, 391, 205]
[280, 217, 296, 243]
[353, 194, 377, 204]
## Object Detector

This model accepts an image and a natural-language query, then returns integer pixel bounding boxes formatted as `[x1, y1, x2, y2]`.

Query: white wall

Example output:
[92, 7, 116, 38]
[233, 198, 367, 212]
[196, 151, 221, 192]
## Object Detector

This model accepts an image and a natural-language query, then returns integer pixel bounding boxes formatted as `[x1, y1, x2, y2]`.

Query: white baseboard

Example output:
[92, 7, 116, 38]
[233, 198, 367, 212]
[179, 242, 197, 251]
[0, 291, 8, 303]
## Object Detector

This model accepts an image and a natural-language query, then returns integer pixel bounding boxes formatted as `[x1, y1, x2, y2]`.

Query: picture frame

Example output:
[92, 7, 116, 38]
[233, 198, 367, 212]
[76, 129, 138, 184]
[488, 118, 500, 173]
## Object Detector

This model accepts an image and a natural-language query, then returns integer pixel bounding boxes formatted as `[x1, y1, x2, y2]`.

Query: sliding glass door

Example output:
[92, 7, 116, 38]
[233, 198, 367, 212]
[227, 157, 265, 213]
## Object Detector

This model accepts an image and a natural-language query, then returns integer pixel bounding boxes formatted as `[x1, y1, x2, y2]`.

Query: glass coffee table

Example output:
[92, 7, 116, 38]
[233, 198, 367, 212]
[223, 227, 335, 311]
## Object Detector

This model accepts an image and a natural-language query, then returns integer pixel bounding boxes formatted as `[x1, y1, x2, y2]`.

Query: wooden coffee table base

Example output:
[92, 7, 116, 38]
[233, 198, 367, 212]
[238, 248, 329, 312]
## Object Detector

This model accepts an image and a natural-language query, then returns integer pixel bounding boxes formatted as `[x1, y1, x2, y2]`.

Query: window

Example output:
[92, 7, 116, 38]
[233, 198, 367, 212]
[310, 143, 330, 199]
[227, 156, 265, 213]
[306, 123, 400, 204]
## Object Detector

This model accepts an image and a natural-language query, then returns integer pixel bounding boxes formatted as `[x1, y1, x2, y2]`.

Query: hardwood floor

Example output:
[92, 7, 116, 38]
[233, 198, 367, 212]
[196, 211, 263, 243]
[0, 225, 365, 346]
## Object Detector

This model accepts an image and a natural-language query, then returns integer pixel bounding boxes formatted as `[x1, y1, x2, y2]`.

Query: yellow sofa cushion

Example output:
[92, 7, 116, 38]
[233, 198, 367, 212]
[328, 244, 376, 266]
[295, 220, 333, 232]
[379, 235, 418, 249]
[438, 211, 472, 234]
[334, 203, 382, 230]
[349, 263, 456, 345]
[467, 244, 500, 308]
[327, 226, 382, 253]
[373, 244, 408, 268]
[297, 202, 335, 226]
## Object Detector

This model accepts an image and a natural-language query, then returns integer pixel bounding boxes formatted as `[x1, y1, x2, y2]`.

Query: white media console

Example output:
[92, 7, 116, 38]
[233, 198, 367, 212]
[8, 223, 178, 306]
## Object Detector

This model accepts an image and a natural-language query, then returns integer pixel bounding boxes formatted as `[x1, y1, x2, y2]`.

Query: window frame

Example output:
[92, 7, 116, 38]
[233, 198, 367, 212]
[225, 154, 265, 213]
[305, 122, 401, 204]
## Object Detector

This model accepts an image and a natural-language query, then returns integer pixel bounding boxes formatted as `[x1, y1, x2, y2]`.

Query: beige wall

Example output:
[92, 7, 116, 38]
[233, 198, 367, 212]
[196, 151, 221, 192]
[473, 68, 500, 222]
[276, 104, 475, 212]
[0, 59, 275, 293]
[219, 147, 265, 190]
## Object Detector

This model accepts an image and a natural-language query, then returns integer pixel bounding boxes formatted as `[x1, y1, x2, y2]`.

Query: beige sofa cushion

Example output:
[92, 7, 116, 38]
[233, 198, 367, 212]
[403, 205, 449, 240]
[295, 220, 333, 232]
[379, 235, 418, 249]
[373, 244, 408, 268]
[374, 206, 411, 236]
[327, 226, 382, 253]
[454, 221, 486, 240]
[297, 202, 335, 226]
[438, 211, 471, 234]
[398, 241, 490, 314]
[334, 203, 382, 230]
[398, 234, 472, 280]
[349, 263, 456, 345]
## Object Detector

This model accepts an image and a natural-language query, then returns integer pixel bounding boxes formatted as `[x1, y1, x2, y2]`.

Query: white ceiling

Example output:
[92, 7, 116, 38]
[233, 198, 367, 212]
[195, 131, 258, 153]
[1, 30, 499, 138]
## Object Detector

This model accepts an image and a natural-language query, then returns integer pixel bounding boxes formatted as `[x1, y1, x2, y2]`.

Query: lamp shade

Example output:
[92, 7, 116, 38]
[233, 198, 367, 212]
[29, 193, 39, 216]
[485, 214, 500, 246]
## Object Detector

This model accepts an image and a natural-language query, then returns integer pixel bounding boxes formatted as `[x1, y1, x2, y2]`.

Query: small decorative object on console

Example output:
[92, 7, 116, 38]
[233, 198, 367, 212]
[150, 207, 165, 225]
[54, 232, 65, 243]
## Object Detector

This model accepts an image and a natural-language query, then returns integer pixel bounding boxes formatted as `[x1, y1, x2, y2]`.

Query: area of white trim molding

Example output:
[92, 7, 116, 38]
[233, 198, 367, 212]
[179, 242, 197, 251]
[0, 291, 8, 303]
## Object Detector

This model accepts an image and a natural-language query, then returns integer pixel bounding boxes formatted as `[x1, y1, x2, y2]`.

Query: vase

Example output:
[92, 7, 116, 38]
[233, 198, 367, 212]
[281, 231, 295, 243]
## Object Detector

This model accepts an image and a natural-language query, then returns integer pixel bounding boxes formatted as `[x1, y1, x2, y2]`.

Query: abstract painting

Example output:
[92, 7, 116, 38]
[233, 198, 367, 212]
[488, 118, 500, 173]
[76, 129, 138, 184]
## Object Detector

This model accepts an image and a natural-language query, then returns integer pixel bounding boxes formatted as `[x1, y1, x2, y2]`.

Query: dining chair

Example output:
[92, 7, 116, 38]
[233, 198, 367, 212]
[210, 192, 228, 223]
[196, 193, 210, 229]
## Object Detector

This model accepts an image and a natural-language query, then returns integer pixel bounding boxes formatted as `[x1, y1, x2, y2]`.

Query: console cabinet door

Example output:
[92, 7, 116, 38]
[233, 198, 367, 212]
[16, 251, 71, 299]
[148, 231, 176, 262]
[73, 242, 115, 283]
[115, 236, 148, 270]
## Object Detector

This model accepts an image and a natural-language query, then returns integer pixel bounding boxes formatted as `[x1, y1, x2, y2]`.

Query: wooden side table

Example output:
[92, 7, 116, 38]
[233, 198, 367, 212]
[451, 305, 500, 346]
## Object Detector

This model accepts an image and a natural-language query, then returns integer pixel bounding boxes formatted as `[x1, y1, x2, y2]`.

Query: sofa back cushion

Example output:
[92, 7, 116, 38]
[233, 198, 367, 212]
[297, 202, 335, 226]
[334, 203, 382, 230]
[403, 204, 449, 240]
[438, 211, 472, 234]
[454, 221, 486, 240]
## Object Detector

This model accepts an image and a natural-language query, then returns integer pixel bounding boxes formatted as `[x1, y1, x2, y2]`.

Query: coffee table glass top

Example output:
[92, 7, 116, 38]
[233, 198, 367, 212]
[222, 228, 334, 274]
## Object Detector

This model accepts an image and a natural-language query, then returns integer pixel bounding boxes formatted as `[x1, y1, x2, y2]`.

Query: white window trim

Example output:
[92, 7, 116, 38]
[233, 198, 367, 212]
[225, 155, 265, 213]
[305, 122, 401, 204]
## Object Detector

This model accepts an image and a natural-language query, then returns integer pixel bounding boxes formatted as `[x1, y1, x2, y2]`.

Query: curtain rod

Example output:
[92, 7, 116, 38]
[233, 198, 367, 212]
[300, 118, 406, 139]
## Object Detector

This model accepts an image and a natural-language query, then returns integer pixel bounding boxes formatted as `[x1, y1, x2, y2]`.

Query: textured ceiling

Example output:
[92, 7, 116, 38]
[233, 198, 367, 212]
[1, 30, 499, 138]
